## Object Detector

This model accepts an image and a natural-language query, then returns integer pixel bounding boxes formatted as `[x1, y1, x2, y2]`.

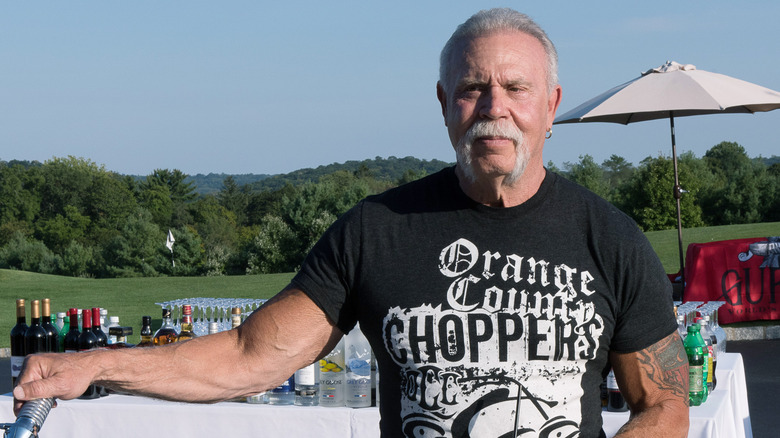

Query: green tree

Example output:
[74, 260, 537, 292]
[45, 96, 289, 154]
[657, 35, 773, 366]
[617, 154, 704, 231]
[243, 214, 298, 274]
[101, 210, 162, 277]
[563, 154, 610, 199]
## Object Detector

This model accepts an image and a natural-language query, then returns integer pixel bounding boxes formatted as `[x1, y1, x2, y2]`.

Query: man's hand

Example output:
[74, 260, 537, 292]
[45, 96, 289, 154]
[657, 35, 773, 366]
[13, 351, 98, 415]
[611, 332, 690, 437]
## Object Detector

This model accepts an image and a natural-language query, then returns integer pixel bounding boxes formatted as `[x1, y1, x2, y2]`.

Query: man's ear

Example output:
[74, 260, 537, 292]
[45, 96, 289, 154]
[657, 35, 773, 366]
[436, 82, 448, 126]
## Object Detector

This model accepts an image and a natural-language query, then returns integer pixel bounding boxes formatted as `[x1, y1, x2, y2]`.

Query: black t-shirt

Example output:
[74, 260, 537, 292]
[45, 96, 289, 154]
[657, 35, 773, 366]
[291, 167, 677, 437]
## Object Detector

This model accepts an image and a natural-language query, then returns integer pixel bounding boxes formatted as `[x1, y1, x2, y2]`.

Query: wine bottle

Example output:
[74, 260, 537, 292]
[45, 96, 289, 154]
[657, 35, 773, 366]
[91, 308, 110, 396]
[41, 299, 59, 353]
[135, 316, 154, 348]
[606, 368, 628, 412]
[10, 299, 29, 387]
[24, 300, 48, 357]
[175, 305, 196, 342]
[77, 308, 100, 399]
[153, 308, 177, 346]
[63, 309, 81, 353]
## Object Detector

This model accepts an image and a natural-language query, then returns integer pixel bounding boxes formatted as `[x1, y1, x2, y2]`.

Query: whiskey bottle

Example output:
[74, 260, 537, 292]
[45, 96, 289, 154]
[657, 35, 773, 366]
[41, 299, 59, 353]
[10, 299, 28, 387]
[231, 307, 242, 329]
[153, 308, 177, 346]
[175, 305, 196, 342]
[135, 316, 154, 348]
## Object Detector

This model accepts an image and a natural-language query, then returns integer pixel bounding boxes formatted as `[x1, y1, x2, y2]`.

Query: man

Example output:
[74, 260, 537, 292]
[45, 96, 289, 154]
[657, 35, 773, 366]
[15, 8, 689, 437]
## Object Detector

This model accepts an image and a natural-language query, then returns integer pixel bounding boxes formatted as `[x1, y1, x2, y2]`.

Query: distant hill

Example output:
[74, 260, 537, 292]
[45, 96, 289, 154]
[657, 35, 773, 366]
[183, 156, 453, 195]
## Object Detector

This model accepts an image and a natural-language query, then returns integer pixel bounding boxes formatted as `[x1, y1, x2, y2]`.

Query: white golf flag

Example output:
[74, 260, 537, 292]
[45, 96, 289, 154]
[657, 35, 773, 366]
[166, 229, 175, 253]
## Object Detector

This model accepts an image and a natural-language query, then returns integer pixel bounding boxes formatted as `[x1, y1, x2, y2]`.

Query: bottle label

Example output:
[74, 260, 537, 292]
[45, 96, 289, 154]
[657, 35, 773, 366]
[689, 365, 704, 392]
[295, 365, 316, 386]
[707, 356, 714, 384]
[10, 356, 24, 378]
[606, 370, 619, 390]
[272, 377, 294, 393]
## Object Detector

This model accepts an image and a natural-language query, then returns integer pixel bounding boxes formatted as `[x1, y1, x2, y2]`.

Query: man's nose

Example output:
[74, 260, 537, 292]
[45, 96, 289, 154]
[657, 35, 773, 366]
[478, 86, 509, 119]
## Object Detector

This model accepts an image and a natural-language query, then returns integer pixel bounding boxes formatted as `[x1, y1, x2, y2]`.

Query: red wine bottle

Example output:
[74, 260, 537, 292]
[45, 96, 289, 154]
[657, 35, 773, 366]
[41, 298, 60, 353]
[77, 308, 99, 399]
[24, 300, 48, 356]
[10, 299, 29, 387]
[63, 308, 81, 353]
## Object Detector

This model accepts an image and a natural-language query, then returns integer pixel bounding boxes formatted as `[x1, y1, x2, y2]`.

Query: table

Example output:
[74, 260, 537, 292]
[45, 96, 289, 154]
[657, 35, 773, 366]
[1, 354, 752, 437]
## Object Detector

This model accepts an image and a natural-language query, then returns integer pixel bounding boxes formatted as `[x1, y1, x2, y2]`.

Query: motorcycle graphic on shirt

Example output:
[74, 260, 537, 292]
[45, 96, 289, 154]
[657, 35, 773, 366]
[382, 238, 604, 437]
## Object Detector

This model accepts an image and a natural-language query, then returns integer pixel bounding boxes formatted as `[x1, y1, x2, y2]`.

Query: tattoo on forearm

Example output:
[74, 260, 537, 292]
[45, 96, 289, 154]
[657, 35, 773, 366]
[636, 334, 689, 404]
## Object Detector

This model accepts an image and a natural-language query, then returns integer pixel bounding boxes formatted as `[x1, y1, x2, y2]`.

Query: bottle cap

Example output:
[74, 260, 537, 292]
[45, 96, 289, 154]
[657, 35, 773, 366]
[109, 316, 120, 324]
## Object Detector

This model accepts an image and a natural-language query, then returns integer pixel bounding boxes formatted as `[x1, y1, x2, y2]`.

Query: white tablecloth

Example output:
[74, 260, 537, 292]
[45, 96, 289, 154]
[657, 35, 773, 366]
[1, 353, 751, 437]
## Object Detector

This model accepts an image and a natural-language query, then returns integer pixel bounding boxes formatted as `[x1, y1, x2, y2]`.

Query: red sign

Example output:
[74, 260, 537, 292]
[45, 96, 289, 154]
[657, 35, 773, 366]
[683, 237, 780, 324]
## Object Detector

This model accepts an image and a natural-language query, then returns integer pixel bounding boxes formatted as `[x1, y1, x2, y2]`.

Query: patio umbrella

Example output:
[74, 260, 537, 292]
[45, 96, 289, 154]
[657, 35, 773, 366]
[554, 61, 780, 291]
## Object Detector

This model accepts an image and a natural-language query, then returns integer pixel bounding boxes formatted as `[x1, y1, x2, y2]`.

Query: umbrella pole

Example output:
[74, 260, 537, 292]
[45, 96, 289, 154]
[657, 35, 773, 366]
[670, 113, 685, 296]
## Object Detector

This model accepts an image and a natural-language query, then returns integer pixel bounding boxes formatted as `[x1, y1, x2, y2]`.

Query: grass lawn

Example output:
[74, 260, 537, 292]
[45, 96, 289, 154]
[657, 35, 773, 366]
[2, 221, 778, 349]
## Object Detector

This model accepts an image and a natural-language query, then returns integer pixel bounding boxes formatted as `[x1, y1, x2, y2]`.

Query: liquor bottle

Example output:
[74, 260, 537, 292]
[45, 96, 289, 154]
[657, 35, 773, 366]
[153, 308, 178, 346]
[266, 376, 295, 405]
[58, 314, 70, 352]
[319, 336, 346, 407]
[345, 324, 372, 408]
[107, 326, 133, 348]
[231, 307, 242, 329]
[175, 305, 197, 342]
[684, 323, 706, 406]
[208, 322, 220, 335]
[41, 299, 59, 353]
[55, 312, 66, 331]
[106, 316, 120, 345]
[77, 308, 100, 399]
[135, 316, 154, 348]
[606, 368, 628, 411]
[99, 308, 108, 333]
[10, 299, 28, 387]
[700, 317, 717, 392]
[294, 363, 319, 406]
[711, 309, 728, 355]
[24, 300, 48, 357]
[63, 309, 81, 353]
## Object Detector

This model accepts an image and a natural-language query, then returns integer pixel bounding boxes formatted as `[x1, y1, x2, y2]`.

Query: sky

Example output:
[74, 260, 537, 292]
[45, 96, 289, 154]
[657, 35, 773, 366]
[3, 1, 779, 176]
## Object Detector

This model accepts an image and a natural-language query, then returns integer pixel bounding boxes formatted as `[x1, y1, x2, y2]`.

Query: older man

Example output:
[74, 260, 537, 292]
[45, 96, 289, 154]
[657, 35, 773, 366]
[15, 8, 688, 438]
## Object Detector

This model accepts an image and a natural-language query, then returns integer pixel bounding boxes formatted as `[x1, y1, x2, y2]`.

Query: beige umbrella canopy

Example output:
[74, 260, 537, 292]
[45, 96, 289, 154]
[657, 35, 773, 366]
[554, 61, 780, 291]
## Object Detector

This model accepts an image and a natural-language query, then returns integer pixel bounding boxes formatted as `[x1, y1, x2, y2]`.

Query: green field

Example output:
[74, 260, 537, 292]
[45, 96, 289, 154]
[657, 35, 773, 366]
[3, 222, 778, 349]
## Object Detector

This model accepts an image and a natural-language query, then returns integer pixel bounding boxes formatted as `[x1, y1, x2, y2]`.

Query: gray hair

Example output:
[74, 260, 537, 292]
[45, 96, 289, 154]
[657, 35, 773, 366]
[439, 8, 558, 94]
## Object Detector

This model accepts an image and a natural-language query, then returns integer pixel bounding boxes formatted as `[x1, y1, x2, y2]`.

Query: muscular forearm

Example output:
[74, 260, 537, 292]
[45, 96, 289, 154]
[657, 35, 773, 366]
[614, 403, 689, 437]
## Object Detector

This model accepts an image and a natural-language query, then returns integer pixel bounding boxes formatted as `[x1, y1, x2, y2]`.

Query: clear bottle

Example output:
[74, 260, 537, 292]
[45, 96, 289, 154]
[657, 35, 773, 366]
[106, 316, 120, 345]
[319, 336, 346, 407]
[41, 299, 59, 353]
[711, 308, 727, 354]
[684, 324, 706, 406]
[175, 304, 197, 342]
[10, 299, 29, 387]
[345, 324, 372, 408]
[208, 322, 220, 335]
[606, 368, 628, 412]
[266, 376, 295, 405]
[135, 316, 154, 348]
[153, 308, 178, 346]
[294, 363, 319, 406]
[100, 308, 109, 333]
[58, 313, 70, 352]
[700, 317, 717, 392]
[55, 311, 66, 331]
[77, 308, 100, 399]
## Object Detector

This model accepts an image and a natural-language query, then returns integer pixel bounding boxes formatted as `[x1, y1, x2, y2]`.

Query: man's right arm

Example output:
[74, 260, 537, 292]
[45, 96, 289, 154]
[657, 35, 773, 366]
[13, 287, 343, 412]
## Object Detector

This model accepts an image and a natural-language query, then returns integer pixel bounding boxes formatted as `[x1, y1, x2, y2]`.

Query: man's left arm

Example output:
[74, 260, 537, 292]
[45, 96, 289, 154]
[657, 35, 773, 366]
[611, 332, 690, 437]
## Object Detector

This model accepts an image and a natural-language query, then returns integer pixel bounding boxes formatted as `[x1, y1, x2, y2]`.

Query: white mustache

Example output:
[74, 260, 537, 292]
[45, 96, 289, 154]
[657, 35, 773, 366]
[462, 119, 523, 146]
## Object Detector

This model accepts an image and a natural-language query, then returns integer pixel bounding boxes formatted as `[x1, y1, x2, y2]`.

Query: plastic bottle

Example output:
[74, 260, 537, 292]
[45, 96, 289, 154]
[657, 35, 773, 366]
[266, 376, 295, 405]
[345, 323, 372, 408]
[684, 323, 706, 406]
[700, 317, 717, 392]
[319, 337, 346, 407]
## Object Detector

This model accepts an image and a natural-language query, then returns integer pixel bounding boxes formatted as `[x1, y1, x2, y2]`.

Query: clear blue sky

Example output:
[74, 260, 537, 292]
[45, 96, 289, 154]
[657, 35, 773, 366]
[3, 1, 779, 176]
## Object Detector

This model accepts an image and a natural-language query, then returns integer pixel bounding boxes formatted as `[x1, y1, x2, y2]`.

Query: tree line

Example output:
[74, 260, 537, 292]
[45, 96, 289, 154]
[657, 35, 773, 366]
[1, 143, 778, 278]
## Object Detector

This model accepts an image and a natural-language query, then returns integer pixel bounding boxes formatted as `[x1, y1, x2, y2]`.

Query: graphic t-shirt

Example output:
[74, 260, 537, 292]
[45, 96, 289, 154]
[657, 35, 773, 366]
[291, 167, 677, 437]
